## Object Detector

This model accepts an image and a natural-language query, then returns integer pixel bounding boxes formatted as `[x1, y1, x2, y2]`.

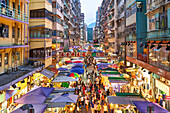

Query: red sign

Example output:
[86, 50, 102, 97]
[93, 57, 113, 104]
[71, 52, 75, 57]
[100, 53, 104, 57]
[66, 52, 70, 57]
[96, 53, 100, 57]
[76, 52, 80, 57]
[60, 52, 64, 57]
[81, 52, 86, 57]
[166, 96, 170, 100]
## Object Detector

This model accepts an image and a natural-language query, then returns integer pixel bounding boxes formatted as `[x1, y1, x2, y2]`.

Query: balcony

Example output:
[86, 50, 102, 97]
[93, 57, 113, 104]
[64, 0, 69, 9]
[0, 3, 28, 23]
[0, 64, 43, 91]
[63, 10, 69, 19]
[147, 28, 170, 40]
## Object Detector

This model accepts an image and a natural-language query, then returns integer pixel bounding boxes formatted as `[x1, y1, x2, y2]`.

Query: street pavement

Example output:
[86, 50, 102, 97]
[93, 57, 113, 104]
[77, 66, 104, 113]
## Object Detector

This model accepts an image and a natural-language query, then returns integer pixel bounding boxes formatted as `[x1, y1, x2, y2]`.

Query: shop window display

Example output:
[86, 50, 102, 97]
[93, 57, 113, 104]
[127, 43, 137, 59]
[149, 44, 170, 71]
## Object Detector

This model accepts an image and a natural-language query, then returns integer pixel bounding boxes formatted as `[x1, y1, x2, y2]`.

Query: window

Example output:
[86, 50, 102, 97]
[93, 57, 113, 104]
[18, 28, 20, 38]
[17, 52, 20, 60]
[12, 27, 15, 38]
[30, 9, 52, 21]
[5, 53, 8, 65]
[0, 54, 2, 67]
[12, 52, 15, 63]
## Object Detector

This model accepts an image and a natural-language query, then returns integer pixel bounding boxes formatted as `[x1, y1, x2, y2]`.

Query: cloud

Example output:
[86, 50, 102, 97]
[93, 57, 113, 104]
[80, 0, 102, 25]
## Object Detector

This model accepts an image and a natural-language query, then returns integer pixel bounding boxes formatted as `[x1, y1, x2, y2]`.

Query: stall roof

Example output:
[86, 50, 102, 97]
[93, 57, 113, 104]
[102, 71, 120, 74]
[133, 101, 169, 113]
[52, 76, 77, 83]
[40, 69, 55, 79]
[47, 102, 67, 108]
[115, 92, 143, 98]
[107, 96, 145, 105]
[53, 88, 75, 93]
[108, 77, 128, 84]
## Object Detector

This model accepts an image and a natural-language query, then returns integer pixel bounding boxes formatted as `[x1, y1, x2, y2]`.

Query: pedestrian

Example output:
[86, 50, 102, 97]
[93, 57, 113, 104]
[91, 100, 94, 113]
[97, 102, 101, 113]
[103, 103, 108, 113]
[107, 89, 110, 96]
[85, 104, 88, 112]
[94, 102, 98, 113]
[101, 94, 105, 105]
[81, 96, 84, 106]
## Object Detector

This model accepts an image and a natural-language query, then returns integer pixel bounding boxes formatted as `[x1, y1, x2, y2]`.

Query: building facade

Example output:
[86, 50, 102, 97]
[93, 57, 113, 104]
[29, 0, 53, 67]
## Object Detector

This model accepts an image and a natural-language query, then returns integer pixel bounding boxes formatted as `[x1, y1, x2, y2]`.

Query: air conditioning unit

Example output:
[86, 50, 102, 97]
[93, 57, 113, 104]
[7, 68, 12, 74]
[34, 62, 38, 68]
[12, 67, 17, 72]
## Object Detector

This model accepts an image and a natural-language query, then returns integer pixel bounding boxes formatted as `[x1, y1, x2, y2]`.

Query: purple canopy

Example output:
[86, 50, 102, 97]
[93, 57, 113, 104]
[51, 93, 78, 103]
[133, 101, 169, 113]
[14, 94, 46, 104]
[11, 104, 47, 113]
[70, 68, 84, 74]
[27, 87, 54, 97]
[72, 64, 83, 69]
[58, 67, 68, 71]
[97, 63, 109, 69]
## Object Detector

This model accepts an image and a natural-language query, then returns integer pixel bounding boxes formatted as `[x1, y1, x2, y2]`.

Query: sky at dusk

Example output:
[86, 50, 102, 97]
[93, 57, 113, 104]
[80, 0, 102, 25]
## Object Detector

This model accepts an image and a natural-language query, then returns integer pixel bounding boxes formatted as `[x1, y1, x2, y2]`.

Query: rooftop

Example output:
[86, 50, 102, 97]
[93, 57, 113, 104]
[0, 65, 43, 91]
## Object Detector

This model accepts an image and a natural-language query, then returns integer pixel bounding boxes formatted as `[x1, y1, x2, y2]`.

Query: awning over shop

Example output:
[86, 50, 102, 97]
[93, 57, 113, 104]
[102, 74, 120, 77]
[40, 69, 55, 79]
[133, 101, 169, 113]
[47, 102, 67, 108]
[115, 92, 143, 98]
[108, 77, 128, 83]
[53, 88, 75, 93]
[6, 90, 17, 100]
[107, 96, 132, 105]
[102, 71, 120, 74]
[52, 76, 77, 83]
[11, 104, 47, 113]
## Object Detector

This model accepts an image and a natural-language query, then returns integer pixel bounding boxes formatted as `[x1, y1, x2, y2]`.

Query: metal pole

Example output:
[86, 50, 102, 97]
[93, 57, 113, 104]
[124, 0, 127, 73]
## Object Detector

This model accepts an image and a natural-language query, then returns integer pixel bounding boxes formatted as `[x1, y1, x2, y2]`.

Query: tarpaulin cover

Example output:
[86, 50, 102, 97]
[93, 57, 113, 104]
[72, 61, 83, 63]
[70, 68, 84, 74]
[52, 76, 77, 83]
[133, 101, 169, 113]
[27, 87, 54, 97]
[58, 67, 68, 71]
[6, 90, 17, 100]
[65, 61, 72, 64]
[71, 64, 83, 69]
[14, 94, 46, 104]
[40, 69, 55, 79]
[11, 104, 47, 113]
[51, 93, 78, 103]
[102, 71, 120, 74]
[97, 63, 109, 69]
[115, 92, 143, 98]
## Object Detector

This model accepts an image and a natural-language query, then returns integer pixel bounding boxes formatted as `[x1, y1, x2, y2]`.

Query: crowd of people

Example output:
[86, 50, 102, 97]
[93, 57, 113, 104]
[73, 55, 110, 113]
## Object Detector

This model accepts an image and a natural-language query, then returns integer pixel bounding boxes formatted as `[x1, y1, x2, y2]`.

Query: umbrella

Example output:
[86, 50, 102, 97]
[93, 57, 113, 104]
[108, 64, 119, 69]
[58, 67, 68, 71]
[67, 73, 79, 78]
[70, 68, 84, 74]
[14, 94, 46, 104]
[72, 61, 83, 63]
[72, 64, 83, 69]
[51, 93, 78, 103]
[65, 61, 72, 64]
